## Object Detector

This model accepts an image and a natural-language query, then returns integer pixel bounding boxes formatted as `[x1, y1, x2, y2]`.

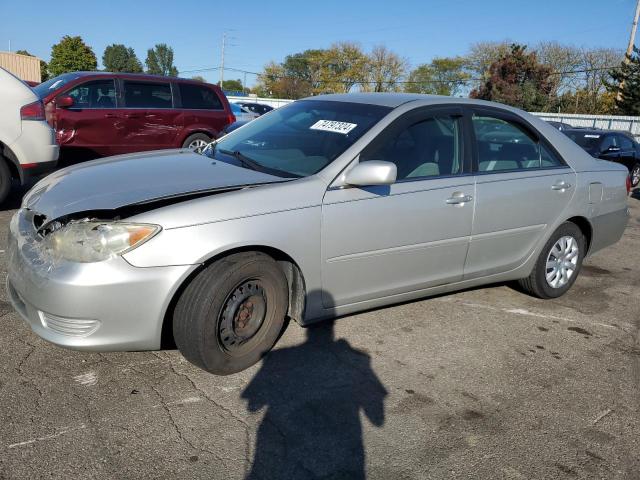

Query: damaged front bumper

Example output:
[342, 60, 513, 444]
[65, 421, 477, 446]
[6, 209, 194, 351]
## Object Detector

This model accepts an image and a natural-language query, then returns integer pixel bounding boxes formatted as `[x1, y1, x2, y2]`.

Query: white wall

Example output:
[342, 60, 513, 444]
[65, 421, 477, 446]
[227, 96, 293, 109]
[531, 112, 640, 138]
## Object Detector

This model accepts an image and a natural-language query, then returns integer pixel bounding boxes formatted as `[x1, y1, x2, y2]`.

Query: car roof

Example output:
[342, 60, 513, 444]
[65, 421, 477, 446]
[564, 128, 606, 135]
[563, 128, 636, 138]
[303, 92, 439, 108]
[59, 71, 221, 87]
[302, 92, 547, 113]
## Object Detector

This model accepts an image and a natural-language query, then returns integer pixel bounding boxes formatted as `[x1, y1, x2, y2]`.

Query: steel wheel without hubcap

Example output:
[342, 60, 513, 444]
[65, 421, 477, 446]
[545, 235, 579, 288]
[188, 138, 209, 153]
[218, 280, 267, 355]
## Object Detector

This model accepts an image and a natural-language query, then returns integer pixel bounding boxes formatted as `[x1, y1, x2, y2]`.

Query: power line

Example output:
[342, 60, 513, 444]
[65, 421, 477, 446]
[179, 64, 624, 86]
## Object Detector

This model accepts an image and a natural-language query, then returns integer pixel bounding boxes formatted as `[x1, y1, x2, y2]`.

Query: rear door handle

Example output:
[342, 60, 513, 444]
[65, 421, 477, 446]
[104, 113, 119, 118]
[551, 181, 572, 191]
[124, 113, 142, 119]
[446, 193, 473, 205]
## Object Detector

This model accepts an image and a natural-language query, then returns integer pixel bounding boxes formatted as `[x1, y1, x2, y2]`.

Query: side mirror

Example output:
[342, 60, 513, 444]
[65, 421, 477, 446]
[344, 161, 397, 186]
[56, 95, 74, 108]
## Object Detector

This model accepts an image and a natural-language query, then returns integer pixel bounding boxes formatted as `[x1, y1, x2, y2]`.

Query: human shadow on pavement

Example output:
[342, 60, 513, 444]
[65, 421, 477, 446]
[241, 320, 388, 480]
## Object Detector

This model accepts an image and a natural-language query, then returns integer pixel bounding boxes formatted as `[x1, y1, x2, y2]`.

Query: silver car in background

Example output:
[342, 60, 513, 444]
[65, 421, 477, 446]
[7, 93, 629, 375]
[231, 103, 259, 122]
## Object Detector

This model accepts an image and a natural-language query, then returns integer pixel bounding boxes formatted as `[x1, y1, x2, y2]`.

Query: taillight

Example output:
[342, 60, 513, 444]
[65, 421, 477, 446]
[626, 175, 631, 195]
[227, 112, 236, 125]
[20, 101, 45, 121]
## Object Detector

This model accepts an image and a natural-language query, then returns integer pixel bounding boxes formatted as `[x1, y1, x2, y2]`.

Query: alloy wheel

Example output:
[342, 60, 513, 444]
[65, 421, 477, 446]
[545, 235, 579, 288]
[631, 165, 640, 187]
[188, 139, 209, 153]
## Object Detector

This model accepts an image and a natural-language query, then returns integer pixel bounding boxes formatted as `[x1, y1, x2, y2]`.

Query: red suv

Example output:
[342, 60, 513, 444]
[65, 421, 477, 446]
[32, 72, 235, 158]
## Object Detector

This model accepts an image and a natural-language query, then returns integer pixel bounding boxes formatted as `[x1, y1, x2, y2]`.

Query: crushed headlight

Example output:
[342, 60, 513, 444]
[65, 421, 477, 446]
[44, 221, 161, 263]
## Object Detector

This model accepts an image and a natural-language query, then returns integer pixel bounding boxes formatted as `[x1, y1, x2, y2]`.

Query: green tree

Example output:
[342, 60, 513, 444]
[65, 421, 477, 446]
[221, 79, 244, 91]
[48, 36, 97, 77]
[470, 44, 554, 111]
[608, 46, 640, 115]
[320, 42, 368, 93]
[102, 44, 143, 72]
[405, 57, 470, 96]
[191, 75, 207, 82]
[362, 46, 407, 92]
[145, 44, 178, 76]
[15, 50, 49, 82]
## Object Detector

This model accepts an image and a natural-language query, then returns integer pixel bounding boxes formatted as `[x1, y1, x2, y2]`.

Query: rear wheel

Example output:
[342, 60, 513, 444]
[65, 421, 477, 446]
[182, 133, 212, 153]
[518, 222, 585, 299]
[0, 158, 12, 204]
[630, 163, 640, 188]
[173, 252, 289, 375]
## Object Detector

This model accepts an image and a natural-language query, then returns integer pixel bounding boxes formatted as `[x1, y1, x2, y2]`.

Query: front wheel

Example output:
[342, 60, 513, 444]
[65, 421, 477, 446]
[182, 133, 212, 153]
[630, 163, 640, 188]
[518, 222, 585, 299]
[173, 252, 289, 375]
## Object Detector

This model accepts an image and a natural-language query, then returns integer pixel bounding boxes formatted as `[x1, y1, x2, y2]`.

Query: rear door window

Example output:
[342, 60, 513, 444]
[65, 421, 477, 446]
[179, 83, 223, 110]
[472, 114, 563, 171]
[65, 79, 116, 108]
[123, 81, 173, 108]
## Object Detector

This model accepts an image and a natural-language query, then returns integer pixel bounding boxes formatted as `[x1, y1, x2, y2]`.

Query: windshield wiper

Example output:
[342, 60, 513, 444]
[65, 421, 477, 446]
[218, 149, 301, 178]
[219, 149, 264, 172]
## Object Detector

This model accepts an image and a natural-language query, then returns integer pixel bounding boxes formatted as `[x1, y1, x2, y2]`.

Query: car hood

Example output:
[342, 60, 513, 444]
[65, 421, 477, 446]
[23, 149, 284, 220]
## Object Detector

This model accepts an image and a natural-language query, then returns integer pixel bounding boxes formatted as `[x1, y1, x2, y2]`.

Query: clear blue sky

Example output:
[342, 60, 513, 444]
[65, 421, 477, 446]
[1, 0, 636, 85]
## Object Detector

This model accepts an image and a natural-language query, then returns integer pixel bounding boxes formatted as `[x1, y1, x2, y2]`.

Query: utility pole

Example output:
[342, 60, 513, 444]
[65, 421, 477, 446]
[619, 0, 640, 100]
[626, 0, 640, 60]
[219, 32, 226, 87]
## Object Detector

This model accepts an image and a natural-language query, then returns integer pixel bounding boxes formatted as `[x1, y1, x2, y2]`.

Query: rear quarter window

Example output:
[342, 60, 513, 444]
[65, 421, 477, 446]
[179, 84, 223, 110]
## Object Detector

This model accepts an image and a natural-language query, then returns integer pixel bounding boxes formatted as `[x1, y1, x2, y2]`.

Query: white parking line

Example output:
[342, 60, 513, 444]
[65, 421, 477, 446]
[73, 372, 98, 386]
[152, 396, 202, 408]
[7, 424, 86, 449]
[436, 298, 625, 331]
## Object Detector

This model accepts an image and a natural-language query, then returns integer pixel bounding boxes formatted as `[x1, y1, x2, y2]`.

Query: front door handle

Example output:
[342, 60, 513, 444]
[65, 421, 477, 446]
[551, 181, 572, 191]
[124, 113, 142, 119]
[104, 113, 119, 118]
[446, 192, 473, 205]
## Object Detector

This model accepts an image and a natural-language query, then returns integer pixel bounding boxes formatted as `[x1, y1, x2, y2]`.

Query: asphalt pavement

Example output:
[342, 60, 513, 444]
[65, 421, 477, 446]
[0, 187, 638, 479]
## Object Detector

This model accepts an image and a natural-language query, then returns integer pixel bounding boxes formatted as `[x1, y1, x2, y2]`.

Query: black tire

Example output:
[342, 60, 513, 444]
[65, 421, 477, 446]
[173, 252, 289, 375]
[181, 133, 212, 153]
[0, 158, 12, 205]
[518, 222, 585, 299]
[630, 163, 640, 188]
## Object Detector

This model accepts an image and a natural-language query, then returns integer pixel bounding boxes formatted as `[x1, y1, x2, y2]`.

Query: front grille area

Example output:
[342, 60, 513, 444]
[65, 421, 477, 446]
[39, 311, 100, 337]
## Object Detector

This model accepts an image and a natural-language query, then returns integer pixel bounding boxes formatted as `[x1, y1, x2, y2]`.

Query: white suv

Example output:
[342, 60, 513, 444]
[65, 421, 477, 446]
[0, 67, 58, 203]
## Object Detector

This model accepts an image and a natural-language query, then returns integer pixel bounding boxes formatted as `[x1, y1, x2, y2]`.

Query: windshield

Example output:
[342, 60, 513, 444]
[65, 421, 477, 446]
[32, 73, 81, 98]
[208, 100, 391, 177]
[567, 131, 602, 155]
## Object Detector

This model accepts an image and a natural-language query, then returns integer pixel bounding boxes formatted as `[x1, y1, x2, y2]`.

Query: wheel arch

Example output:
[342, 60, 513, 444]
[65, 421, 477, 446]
[160, 245, 307, 348]
[1, 142, 23, 182]
[565, 215, 593, 255]
[179, 128, 217, 147]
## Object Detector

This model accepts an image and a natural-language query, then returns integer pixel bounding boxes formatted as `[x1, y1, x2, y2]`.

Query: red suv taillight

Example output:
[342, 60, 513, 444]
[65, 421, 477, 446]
[227, 112, 236, 125]
[626, 175, 632, 195]
[20, 101, 45, 121]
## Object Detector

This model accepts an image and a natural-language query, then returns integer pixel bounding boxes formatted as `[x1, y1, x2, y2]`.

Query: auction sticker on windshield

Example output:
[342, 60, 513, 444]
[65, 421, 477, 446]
[310, 120, 358, 134]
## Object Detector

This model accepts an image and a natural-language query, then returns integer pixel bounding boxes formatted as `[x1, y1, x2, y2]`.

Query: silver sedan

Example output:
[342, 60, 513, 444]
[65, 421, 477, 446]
[7, 94, 629, 375]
